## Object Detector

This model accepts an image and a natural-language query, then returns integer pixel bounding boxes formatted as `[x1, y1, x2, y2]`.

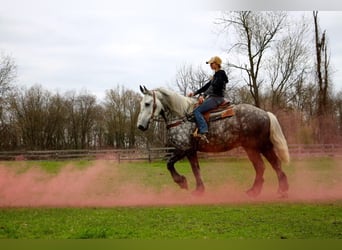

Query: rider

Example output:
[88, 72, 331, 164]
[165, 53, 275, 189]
[188, 56, 228, 142]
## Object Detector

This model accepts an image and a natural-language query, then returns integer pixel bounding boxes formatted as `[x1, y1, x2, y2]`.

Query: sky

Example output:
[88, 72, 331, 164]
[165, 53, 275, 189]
[1, 0, 342, 100]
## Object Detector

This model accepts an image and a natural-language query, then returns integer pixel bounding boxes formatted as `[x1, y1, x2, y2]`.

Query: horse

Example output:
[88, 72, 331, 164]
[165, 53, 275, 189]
[137, 86, 290, 197]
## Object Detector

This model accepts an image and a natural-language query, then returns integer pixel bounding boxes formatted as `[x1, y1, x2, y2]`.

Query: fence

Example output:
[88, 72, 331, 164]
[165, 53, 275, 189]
[0, 148, 175, 162]
[288, 144, 342, 158]
[0, 144, 341, 162]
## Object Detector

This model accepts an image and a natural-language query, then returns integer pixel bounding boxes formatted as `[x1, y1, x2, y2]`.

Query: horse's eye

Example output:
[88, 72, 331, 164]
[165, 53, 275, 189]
[145, 103, 150, 107]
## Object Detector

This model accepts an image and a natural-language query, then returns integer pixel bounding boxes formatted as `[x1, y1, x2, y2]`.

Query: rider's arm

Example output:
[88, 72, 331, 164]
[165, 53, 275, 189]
[193, 80, 211, 96]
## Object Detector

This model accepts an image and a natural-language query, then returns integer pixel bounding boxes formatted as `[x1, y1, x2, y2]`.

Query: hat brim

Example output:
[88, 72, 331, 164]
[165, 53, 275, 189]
[206, 61, 219, 65]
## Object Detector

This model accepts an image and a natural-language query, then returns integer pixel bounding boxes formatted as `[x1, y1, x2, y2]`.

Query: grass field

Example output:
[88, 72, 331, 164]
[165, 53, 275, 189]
[0, 203, 341, 239]
[0, 157, 341, 239]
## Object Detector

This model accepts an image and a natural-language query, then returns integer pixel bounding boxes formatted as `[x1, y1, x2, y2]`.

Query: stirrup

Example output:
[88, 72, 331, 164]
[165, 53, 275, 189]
[198, 134, 209, 143]
[192, 128, 199, 137]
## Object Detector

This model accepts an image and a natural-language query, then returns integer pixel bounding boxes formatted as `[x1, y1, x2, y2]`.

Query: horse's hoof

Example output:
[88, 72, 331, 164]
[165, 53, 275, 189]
[246, 188, 260, 197]
[179, 182, 188, 190]
[191, 187, 205, 196]
[277, 190, 288, 199]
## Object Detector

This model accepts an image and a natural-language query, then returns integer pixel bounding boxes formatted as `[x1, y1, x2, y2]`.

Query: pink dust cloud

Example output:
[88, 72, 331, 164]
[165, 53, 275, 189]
[0, 160, 341, 207]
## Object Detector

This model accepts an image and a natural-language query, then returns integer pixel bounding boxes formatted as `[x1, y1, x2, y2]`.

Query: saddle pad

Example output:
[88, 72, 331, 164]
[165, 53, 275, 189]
[203, 105, 235, 122]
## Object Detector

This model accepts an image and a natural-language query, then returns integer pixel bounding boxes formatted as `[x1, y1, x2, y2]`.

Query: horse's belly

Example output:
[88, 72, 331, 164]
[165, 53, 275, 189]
[198, 135, 239, 152]
[198, 144, 233, 153]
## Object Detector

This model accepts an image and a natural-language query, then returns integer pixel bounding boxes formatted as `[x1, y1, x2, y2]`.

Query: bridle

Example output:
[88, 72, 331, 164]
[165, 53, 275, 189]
[149, 90, 166, 123]
[150, 90, 158, 121]
[148, 90, 191, 128]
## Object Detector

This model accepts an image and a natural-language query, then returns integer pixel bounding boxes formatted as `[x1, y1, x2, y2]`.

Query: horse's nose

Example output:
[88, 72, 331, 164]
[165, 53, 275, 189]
[138, 125, 146, 131]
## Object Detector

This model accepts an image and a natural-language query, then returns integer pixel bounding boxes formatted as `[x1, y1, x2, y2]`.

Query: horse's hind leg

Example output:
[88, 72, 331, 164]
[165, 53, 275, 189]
[262, 148, 289, 197]
[244, 148, 265, 197]
[167, 150, 188, 190]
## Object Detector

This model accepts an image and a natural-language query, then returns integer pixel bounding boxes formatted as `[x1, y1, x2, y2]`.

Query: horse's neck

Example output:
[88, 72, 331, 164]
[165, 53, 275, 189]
[156, 90, 195, 120]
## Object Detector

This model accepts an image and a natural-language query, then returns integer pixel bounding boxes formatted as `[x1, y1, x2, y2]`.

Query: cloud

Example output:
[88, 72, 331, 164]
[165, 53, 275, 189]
[0, 3, 219, 98]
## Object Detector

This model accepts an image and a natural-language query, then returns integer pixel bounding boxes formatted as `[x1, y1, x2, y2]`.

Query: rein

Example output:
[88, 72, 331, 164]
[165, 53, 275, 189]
[151, 90, 157, 119]
[151, 90, 157, 121]
[166, 117, 188, 129]
[150, 90, 168, 123]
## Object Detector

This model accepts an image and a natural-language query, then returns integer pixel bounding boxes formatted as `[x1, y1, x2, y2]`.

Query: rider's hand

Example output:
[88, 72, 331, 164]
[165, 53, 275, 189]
[188, 92, 194, 97]
[198, 96, 204, 104]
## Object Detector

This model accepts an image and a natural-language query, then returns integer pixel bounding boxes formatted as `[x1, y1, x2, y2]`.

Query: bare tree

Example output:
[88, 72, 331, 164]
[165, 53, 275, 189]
[174, 63, 210, 95]
[63, 90, 98, 149]
[313, 11, 332, 116]
[218, 11, 287, 107]
[124, 89, 142, 148]
[64, 91, 80, 149]
[0, 53, 16, 99]
[43, 92, 68, 149]
[9, 85, 51, 149]
[313, 11, 336, 143]
[78, 93, 98, 148]
[289, 81, 317, 119]
[104, 86, 141, 148]
[266, 17, 310, 109]
[0, 54, 17, 149]
[104, 86, 127, 148]
[336, 91, 342, 137]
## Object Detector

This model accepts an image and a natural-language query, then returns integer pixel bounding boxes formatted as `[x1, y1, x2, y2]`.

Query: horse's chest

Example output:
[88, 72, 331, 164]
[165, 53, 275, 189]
[167, 122, 196, 150]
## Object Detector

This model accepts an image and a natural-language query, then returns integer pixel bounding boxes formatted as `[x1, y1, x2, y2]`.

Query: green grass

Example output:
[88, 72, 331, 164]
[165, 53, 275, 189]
[0, 160, 92, 174]
[0, 203, 341, 239]
[120, 157, 341, 191]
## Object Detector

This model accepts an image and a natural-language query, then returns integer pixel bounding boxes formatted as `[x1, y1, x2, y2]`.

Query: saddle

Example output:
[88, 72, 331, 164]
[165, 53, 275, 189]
[204, 101, 235, 122]
[188, 99, 235, 123]
[166, 99, 235, 131]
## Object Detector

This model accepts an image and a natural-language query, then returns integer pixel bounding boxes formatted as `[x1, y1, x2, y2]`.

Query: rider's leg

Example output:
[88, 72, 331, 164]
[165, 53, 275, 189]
[193, 97, 223, 134]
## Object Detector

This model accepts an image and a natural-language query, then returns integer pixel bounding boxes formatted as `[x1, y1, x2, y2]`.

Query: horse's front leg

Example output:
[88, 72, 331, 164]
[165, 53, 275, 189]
[186, 150, 205, 195]
[167, 150, 188, 190]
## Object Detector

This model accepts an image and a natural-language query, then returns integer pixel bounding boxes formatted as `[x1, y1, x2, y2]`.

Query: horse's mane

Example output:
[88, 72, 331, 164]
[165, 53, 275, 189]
[155, 88, 196, 116]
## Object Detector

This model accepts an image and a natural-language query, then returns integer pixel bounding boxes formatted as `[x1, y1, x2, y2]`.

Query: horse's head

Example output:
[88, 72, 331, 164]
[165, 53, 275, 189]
[137, 85, 164, 131]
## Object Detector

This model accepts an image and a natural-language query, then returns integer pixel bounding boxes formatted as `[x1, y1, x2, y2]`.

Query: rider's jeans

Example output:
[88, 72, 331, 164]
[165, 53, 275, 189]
[193, 96, 224, 134]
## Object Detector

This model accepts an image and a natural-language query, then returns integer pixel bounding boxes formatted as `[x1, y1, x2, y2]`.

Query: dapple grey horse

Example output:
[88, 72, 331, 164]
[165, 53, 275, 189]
[137, 86, 289, 197]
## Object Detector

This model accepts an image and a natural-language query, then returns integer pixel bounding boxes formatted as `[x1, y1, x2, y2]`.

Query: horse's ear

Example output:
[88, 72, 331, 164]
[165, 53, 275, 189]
[140, 85, 152, 95]
[139, 85, 151, 95]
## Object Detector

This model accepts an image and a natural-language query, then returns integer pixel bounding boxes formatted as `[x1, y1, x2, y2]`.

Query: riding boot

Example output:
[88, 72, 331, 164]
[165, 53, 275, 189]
[198, 133, 209, 143]
[193, 129, 209, 143]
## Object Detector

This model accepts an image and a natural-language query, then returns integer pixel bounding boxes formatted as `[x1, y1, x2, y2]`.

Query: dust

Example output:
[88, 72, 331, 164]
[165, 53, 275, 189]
[0, 160, 341, 207]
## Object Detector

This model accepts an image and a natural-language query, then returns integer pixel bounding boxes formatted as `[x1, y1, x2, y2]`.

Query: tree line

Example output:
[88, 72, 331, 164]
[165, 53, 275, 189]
[0, 11, 341, 151]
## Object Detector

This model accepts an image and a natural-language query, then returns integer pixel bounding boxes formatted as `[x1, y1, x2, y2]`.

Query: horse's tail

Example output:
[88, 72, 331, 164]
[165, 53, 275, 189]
[267, 112, 290, 164]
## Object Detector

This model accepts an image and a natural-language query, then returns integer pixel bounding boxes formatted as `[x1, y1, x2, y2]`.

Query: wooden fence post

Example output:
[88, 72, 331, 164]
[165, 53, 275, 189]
[148, 148, 151, 163]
